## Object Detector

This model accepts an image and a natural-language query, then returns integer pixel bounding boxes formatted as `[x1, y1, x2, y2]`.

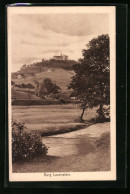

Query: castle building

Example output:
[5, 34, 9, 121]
[53, 53, 68, 61]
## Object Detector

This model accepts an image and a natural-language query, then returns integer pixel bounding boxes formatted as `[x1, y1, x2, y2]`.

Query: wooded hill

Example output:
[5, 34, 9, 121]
[12, 59, 77, 78]
[11, 59, 78, 103]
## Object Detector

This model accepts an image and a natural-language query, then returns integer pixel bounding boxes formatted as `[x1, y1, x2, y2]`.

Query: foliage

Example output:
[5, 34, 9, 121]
[24, 83, 35, 89]
[44, 78, 61, 94]
[59, 99, 66, 104]
[35, 59, 77, 70]
[96, 105, 110, 122]
[34, 78, 61, 98]
[68, 34, 110, 121]
[15, 83, 35, 89]
[12, 99, 72, 105]
[13, 60, 77, 77]
[12, 120, 48, 162]
[11, 81, 15, 85]
[15, 84, 21, 88]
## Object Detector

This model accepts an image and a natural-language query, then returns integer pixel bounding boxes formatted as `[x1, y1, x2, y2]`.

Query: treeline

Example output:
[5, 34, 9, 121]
[13, 59, 77, 76]
[34, 78, 61, 98]
[11, 81, 34, 89]
[12, 99, 77, 106]
[34, 59, 77, 70]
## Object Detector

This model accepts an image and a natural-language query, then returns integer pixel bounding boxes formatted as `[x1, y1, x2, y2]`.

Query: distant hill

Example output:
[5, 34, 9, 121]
[11, 59, 78, 104]
[12, 59, 77, 78]
[12, 59, 77, 93]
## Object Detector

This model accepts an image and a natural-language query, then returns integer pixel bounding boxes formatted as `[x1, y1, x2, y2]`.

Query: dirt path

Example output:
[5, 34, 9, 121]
[42, 122, 110, 157]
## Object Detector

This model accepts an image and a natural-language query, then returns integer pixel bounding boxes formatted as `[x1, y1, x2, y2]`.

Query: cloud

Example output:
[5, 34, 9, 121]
[39, 14, 109, 36]
[10, 13, 109, 72]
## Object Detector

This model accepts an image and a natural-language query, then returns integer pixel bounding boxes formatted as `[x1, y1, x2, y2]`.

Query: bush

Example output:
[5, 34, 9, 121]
[59, 99, 66, 104]
[96, 105, 110, 123]
[12, 120, 48, 162]
[103, 105, 110, 118]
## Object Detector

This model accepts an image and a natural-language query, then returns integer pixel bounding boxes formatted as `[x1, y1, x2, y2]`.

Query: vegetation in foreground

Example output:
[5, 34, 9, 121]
[12, 120, 48, 162]
[12, 129, 110, 172]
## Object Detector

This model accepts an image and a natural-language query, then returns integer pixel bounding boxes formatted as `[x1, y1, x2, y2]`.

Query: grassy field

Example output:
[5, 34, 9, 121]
[12, 105, 110, 173]
[12, 104, 97, 135]
[12, 88, 41, 100]
[13, 148, 110, 172]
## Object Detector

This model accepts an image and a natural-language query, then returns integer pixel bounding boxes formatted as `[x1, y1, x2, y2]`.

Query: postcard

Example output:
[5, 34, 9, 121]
[7, 6, 116, 181]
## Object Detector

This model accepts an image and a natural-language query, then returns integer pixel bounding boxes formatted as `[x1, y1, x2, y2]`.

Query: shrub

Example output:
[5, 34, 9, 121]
[103, 105, 110, 118]
[96, 105, 110, 123]
[59, 99, 66, 104]
[25, 83, 35, 89]
[12, 120, 48, 162]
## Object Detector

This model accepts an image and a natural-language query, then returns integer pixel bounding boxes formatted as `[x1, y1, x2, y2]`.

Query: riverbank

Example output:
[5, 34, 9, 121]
[13, 122, 110, 172]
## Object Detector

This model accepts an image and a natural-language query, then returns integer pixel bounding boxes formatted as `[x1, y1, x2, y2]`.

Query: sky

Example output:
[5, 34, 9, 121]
[10, 13, 109, 72]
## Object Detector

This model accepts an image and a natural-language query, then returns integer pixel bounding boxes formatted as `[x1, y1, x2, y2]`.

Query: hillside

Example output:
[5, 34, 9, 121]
[12, 67, 75, 93]
[11, 59, 77, 103]
[12, 69, 74, 93]
[12, 59, 77, 78]
[35, 69, 75, 92]
[12, 88, 42, 100]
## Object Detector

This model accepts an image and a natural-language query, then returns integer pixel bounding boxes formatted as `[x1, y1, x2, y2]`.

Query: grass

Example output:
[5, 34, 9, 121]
[95, 132, 110, 149]
[35, 69, 75, 92]
[13, 150, 110, 172]
[12, 104, 97, 136]
[12, 88, 41, 100]
[40, 124, 88, 136]
[12, 104, 110, 173]
[13, 130, 110, 172]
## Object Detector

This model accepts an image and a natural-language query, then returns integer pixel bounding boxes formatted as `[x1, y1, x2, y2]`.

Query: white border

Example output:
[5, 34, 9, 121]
[8, 6, 116, 181]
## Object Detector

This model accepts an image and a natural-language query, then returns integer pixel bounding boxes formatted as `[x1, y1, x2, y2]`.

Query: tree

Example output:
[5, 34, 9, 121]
[25, 83, 35, 89]
[34, 80, 40, 97]
[68, 34, 110, 122]
[11, 81, 15, 85]
[43, 78, 61, 94]
[34, 78, 61, 98]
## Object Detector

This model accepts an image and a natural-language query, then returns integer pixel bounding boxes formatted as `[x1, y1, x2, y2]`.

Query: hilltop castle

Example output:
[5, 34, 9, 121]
[53, 53, 68, 61]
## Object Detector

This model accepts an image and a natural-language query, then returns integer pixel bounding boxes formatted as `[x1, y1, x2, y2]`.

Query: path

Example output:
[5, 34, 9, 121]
[13, 122, 110, 172]
[42, 122, 110, 157]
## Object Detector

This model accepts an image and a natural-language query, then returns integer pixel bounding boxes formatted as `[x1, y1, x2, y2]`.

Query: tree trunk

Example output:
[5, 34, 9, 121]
[80, 108, 85, 122]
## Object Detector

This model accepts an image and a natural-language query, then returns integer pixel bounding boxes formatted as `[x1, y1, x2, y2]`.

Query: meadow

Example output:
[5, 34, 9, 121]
[12, 104, 97, 136]
[12, 104, 110, 172]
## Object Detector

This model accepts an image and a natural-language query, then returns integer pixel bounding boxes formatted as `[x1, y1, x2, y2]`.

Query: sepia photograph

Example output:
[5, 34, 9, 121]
[8, 6, 116, 181]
